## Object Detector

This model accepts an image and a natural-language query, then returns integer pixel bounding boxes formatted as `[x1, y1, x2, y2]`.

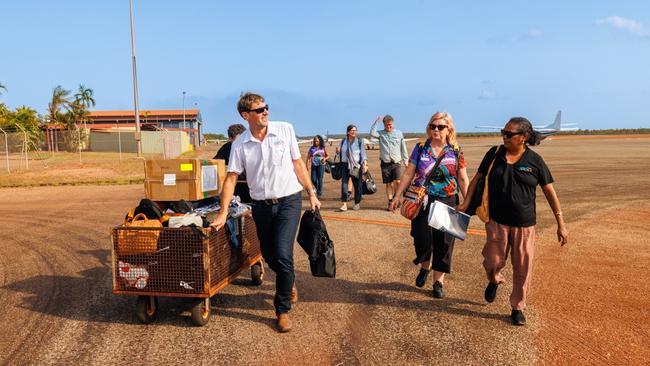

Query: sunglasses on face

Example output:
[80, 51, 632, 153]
[501, 129, 524, 138]
[428, 124, 448, 131]
[247, 104, 269, 114]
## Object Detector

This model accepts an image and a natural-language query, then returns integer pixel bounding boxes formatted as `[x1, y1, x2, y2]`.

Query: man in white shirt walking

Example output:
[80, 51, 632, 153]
[214, 92, 320, 333]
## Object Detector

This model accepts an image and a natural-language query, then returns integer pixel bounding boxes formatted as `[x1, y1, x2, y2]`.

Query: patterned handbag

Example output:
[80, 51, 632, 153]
[400, 145, 446, 220]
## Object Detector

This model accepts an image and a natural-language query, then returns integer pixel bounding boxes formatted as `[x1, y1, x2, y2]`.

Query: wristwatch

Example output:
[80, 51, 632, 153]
[309, 188, 317, 196]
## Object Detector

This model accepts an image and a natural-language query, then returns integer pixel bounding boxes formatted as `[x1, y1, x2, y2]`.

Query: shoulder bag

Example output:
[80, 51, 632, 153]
[400, 144, 446, 220]
[466, 146, 500, 223]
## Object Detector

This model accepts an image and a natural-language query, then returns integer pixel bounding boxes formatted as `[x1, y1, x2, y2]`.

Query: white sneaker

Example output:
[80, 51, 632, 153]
[339, 203, 348, 212]
[352, 203, 360, 210]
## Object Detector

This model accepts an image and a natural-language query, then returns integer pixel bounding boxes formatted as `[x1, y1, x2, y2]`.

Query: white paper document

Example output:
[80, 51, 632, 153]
[427, 200, 471, 240]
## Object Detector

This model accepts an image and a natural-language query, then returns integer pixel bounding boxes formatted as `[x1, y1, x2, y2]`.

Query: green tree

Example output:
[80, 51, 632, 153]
[47, 85, 71, 125]
[11, 106, 42, 146]
[74, 84, 95, 109]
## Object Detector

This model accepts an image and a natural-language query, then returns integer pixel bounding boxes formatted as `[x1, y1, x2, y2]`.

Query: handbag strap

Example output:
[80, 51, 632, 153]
[485, 145, 501, 177]
[422, 143, 448, 188]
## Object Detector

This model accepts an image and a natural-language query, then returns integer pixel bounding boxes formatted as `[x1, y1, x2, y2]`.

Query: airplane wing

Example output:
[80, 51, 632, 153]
[475, 125, 502, 130]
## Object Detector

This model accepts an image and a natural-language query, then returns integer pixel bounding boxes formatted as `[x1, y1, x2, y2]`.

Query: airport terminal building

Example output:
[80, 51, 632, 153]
[43, 109, 203, 156]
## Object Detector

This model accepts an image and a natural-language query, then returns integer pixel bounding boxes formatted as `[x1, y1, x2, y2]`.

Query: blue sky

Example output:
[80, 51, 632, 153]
[1, 1, 649, 134]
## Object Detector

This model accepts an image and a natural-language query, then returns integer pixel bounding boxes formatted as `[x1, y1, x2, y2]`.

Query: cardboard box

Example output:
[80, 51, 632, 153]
[144, 159, 226, 201]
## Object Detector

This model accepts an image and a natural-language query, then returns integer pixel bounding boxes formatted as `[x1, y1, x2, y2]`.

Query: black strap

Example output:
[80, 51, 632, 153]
[422, 144, 447, 188]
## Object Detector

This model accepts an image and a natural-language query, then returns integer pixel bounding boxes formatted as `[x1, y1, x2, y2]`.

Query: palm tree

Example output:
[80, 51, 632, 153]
[48, 85, 71, 124]
[0, 82, 6, 96]
[74, 85, 95, 109]
[73, 85, 95, 128]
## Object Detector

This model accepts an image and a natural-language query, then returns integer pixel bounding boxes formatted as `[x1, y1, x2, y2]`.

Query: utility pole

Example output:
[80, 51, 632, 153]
[182, 91, 186, 129]
[129, 0, 142, 157]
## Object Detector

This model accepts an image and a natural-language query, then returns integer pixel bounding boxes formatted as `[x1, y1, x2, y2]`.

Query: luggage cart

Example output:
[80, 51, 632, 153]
[111, 213, 263, 326]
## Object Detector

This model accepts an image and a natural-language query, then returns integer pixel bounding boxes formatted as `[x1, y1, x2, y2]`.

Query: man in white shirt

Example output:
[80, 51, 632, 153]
[213, 92, 320, 333]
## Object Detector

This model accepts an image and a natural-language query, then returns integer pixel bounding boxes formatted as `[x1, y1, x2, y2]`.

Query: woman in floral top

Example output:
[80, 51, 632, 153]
[390, 112, 469, 298]
[306, 135, 330, 198]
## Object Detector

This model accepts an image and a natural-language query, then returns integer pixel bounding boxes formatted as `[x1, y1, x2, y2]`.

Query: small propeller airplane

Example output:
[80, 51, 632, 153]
[476, 110, 578, 138]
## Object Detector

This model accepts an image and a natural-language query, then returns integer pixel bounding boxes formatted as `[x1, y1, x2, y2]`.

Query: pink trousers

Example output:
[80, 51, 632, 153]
[482, 220, 536, 310]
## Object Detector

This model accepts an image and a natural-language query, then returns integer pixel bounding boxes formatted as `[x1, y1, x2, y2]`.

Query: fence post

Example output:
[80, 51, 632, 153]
[116, 124, 122, 161]
[0, 127, 9, 174]
[76, 124, 82, 164]
[14, 124, 29, 169]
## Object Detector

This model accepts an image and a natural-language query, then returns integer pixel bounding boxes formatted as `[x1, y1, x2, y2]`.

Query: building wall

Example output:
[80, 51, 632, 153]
[89, 130, 190, 157]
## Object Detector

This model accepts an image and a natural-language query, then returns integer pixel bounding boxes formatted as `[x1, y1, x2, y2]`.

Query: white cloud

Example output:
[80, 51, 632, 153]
[477, 90, 498, 100]
[489, 29, 544, 43]
[518, 29, 544, 41]
[597, 16, 650, 37]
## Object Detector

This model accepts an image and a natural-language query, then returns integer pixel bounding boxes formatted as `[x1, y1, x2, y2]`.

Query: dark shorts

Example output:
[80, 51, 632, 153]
[380, 161, 402, 184]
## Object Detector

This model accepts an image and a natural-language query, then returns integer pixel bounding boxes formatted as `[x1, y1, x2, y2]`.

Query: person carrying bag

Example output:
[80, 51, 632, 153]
[390, 112, 469, 299]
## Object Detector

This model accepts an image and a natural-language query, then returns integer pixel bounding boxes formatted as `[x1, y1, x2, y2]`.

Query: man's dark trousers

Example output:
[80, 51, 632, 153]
[251, 192, 301, 315]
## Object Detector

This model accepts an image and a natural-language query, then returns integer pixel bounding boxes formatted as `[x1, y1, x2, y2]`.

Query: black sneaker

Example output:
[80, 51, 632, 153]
[415, 268, 430, 288]
[484, 282, 499, 303]
[511, 310, 526, 326]
[432, 281, 445, 298]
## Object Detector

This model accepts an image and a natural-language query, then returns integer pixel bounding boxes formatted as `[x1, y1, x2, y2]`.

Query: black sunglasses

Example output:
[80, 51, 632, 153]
[247, 104, 269, 114]
[501, 129, 524, 138]
[428, 124, 448, 131]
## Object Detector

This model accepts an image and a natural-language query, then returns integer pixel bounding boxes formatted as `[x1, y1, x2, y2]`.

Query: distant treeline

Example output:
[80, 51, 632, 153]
[295, 129, 650, 140]
[204, 133, 226, 140]
[206, 129, 650, 141]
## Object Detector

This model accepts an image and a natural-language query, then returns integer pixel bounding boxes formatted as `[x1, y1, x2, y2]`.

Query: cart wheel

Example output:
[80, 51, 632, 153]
[136, 296, 158, 324]
[190, 298, 211, 326]
[251, 262, 264, 285]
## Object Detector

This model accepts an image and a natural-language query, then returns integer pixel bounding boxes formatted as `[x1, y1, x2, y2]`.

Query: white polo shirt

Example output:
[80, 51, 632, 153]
[228, 121, 303, 200]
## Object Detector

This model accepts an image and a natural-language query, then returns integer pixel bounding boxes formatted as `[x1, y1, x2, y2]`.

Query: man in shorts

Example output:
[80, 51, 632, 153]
[370, 114, 408, 209]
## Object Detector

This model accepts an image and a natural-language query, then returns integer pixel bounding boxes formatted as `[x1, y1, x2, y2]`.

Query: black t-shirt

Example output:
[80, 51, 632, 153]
[213, 141, 251, 202]
[477, 145, 553, 227]
[214, 141, 232, 163]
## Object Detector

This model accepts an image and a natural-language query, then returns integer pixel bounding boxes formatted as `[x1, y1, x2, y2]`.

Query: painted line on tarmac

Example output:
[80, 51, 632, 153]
[320, 214, 486, 237]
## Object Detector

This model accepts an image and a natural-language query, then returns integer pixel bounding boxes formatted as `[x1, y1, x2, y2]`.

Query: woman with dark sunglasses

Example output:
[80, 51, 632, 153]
[458, 117, 568, 326]
[390, 112, 469, 298]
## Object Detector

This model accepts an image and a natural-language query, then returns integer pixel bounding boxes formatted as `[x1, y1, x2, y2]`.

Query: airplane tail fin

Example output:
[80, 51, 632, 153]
[551, 110, 561, 129]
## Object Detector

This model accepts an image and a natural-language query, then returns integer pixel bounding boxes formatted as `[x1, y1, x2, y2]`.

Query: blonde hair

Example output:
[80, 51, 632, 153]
[428, 111, 457, 145]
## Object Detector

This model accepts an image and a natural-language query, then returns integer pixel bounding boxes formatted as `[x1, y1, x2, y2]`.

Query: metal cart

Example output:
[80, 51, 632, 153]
[111, 213, 263, 326]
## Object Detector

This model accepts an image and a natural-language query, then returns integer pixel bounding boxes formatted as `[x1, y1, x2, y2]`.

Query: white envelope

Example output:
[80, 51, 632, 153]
[427, 200, 471, 241]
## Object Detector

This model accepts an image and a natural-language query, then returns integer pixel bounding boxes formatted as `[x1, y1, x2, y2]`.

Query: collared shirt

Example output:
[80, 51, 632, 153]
[339, 137, 367, 170]
[228, 121, 303, 200]
[370, 123, 409, 164]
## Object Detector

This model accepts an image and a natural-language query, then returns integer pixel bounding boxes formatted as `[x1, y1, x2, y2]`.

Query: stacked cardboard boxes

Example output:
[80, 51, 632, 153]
[144, 159, 226, 201]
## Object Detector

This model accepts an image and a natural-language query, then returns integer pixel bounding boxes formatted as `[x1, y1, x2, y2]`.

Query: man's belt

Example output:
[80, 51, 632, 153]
[252, 193, 296, 205]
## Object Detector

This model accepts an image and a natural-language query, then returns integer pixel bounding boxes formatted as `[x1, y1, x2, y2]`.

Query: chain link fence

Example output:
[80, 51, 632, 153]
[1, 127, 191, 174]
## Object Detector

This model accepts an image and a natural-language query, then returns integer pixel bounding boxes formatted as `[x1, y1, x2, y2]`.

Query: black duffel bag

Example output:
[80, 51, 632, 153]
[327, 155, 344, 181]
[297, 209, 327, 259]
[296, 209, 336, 277]
[361, 171, 377, 195]
[310, 234, 336, 277]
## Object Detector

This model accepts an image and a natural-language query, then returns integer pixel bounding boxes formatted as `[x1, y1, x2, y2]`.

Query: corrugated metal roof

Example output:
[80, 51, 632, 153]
[88, 109, 200, 118]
